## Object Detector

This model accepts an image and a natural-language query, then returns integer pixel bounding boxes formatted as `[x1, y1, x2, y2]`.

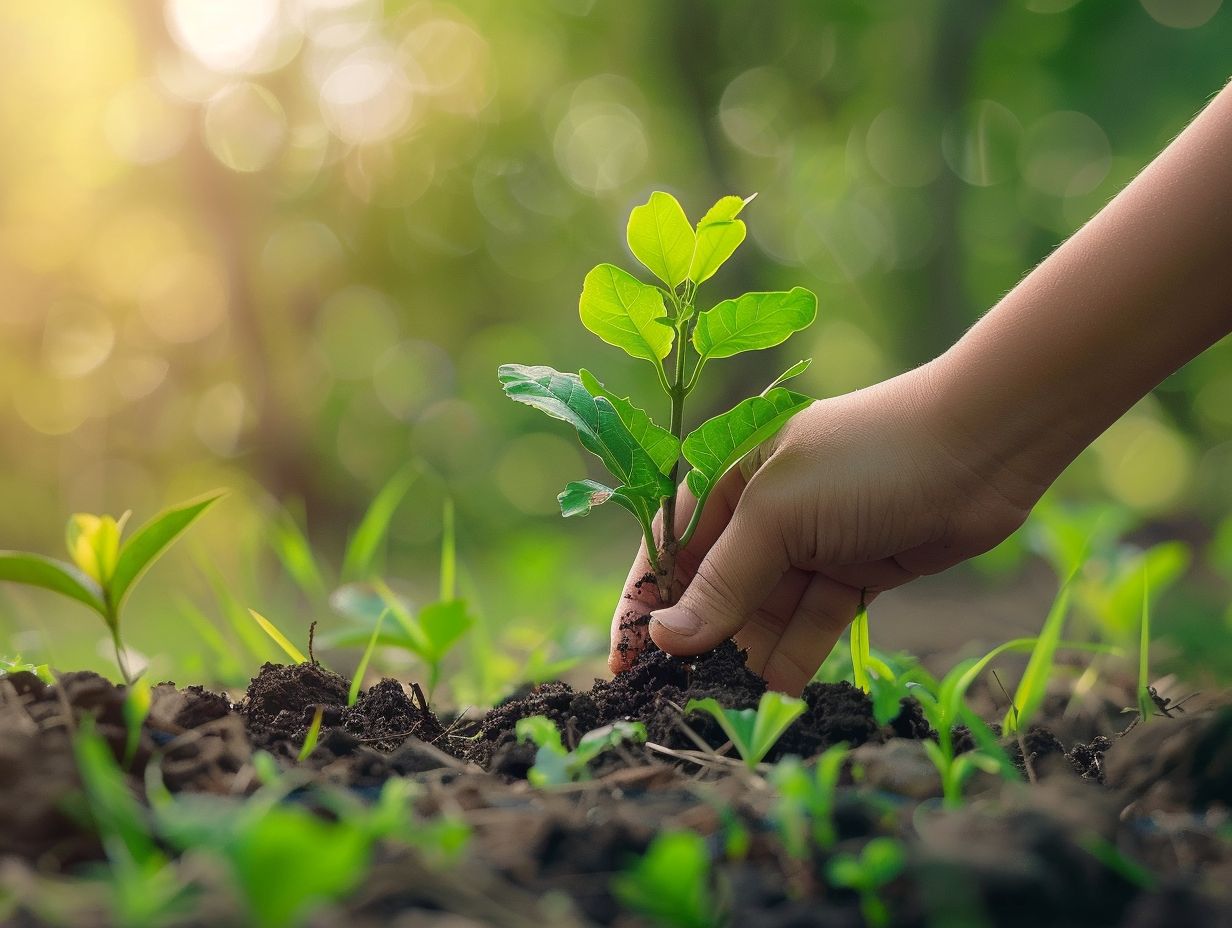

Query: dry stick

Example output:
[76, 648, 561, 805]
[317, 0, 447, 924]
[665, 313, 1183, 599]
[308, 621, 318, 665]
[991, 670, 1036, 786]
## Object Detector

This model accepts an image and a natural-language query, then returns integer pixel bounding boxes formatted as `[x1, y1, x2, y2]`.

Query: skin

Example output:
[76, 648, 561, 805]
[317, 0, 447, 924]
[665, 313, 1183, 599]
[609, 79, 1232, 695]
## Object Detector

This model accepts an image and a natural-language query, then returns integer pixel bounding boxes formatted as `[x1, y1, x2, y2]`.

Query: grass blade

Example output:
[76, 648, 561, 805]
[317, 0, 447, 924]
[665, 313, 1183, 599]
[109, 491, 225, 613]
[439, 498, 456, 602]
[298, 705, 325, 762]
[348, 608, 387, 707]
[1137, 567, 1153, 722]
[341, 466, 419, 583]
[248, 609, 308, 664]
[1005, 582, 1072, 733]
[850, 597, 871, 693]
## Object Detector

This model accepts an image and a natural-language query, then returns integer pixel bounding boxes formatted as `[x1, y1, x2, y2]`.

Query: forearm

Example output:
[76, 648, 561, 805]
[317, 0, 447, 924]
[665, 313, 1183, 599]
[929, 80, 1232, 500]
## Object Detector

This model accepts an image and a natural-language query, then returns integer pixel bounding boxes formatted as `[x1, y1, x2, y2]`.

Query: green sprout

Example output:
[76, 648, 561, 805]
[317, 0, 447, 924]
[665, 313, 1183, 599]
[685, 691, 806, 769]
[0, 492, 224, 683]
[770, 743, 850, 857]
[826, 837, 905, 928]
[515, 715, 647, 786]
[499, 192, 817, 603]
[612, 830, 719, 928]
[248, 609, 309, 664]
[347, 607, 387, 707]
[0, 654, 54, 683]
[1002, 580, 1074, 734]
[298, 706, 325, 763]
[1137, 566, 1154, 723]
[122, 675, 152, 768]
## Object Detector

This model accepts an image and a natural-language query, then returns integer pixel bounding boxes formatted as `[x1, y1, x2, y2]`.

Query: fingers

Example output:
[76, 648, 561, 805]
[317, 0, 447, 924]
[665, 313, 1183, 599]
[607, 541, 660, 674]
[607, 469, 747, 673]
[650, 484, 790, 657]
[758, 574, 862, 695]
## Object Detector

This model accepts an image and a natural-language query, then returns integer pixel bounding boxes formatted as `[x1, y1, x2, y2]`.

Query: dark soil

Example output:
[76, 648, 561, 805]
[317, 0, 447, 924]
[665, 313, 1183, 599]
[2, 639, 1231, 927]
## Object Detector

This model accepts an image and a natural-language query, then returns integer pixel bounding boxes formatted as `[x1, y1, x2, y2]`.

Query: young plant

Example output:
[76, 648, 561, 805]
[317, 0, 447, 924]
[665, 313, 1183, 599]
[499, 192, 818, 603]
[1002, 581, 1073, 734]
[770, 743, 850, 857]
[685, 691, 806, 769]
[515, 715, 647, 786]
[612, 830, 719, 928]
[348, 608, 387, 707]
[0, 492, 223, 683]
[825, 837, 905, 928]
[1, 654, 54, 683]
[298, 706, 325, 762]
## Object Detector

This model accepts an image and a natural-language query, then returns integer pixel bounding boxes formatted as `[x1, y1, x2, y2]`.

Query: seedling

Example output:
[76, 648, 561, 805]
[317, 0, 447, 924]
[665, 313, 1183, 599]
[0, 654, 54, 683]
[770, 743, 850, 857]
[1003, 581, 1074, 734]
[499, 192, 818, 603]
[612, 830, 719, 928]
[298, 706, 325, 762]
[515, 715, 647, 786]
[348, 608, 388, 707]
[122, 675, 152, 768]
[685, 691, 806, 769]
[826, 837, 905, 928]
[1137, 567, 1154, 723]
[0, 492, 223, 683]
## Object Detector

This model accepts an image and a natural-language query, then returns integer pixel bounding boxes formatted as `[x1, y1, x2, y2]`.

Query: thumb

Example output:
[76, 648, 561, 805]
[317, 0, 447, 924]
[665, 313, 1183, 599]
[649, 492, 789, 657]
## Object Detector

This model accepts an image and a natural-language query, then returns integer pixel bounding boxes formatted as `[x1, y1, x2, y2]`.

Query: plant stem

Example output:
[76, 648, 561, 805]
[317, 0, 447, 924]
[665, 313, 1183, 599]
[109, 624, 132, 686]
[657, 307, 690, 604]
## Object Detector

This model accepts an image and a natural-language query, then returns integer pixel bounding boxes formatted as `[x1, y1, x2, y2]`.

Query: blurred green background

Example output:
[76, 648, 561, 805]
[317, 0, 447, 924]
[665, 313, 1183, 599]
[3, 0, 1232, 688]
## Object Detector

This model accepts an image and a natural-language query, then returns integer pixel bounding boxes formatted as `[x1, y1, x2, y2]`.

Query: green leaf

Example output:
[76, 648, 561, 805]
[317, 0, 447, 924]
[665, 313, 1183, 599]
[572, 720, 647, 767]
[348, 608, 387, 707]
[498, 364, 671, 499]
[859, 837, 906, 885]
[341, 466, 419, 583]
[765, 358, 812, 392]
[578, 264, 674, 364]
[692, 287, 818, 362]
[558, 479, 617, 518]
[683, 387, 812, 507]
[686, 692, 804, 768]
[612, 831, 715, 928]
[1005, 581, 1072, 733]
[66, 512, 129, 586]
[627, 191, 695, 289]
[0, 552, 107, 618]
[109, 491, 225, 615]
[850, 598, 871, 693]
[413, 599, 473, 665]
[689, 193, 754, 284]
[298, 705, 325, 762]
[579, 369, 680, 475]
[248, 609, 308, 664]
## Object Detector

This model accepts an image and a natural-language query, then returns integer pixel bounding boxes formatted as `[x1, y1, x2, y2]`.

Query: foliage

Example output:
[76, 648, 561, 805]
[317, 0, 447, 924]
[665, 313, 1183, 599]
[826, 837, 905, 928]
[348, 608, 387, 707]
[121, 676, 151, 768]
[0, 654, 54, 683]
[0, 492, 223, 683]
[1003, 581, 1073, 734]
[298, 705, 325, 763]
[770, 743, 850, 857]
[612, 830, 719, 928]
[515, 715, 647, 786]
[248, 609, 308, 665]
[500, 191, 817, 599]
[685, 691, 806, 769]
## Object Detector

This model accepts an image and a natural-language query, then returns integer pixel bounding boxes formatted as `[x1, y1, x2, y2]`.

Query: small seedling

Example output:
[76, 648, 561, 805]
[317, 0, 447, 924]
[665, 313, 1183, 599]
[347, 608, 388, 707]
[685, 691, 806, 769]
[0, 492, 223, 683]
[0, 654, 54, 683]
[770, 743, 850, 857]
[612, 830, 719, 928]
[122, 675, 152, 768]
[499, 192, 818, 603]
[515, 715, 647, 786]
[1003, 581, 1073, 734]
[826, 837, 905, 928]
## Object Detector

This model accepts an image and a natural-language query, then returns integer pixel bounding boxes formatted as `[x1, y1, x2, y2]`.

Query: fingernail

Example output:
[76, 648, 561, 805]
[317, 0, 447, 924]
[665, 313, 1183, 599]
[652, 607, 700, 637]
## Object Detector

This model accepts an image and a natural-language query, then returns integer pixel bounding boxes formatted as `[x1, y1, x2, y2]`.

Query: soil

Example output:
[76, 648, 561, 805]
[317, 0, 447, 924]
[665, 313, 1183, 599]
[2, 639, 1231, 927]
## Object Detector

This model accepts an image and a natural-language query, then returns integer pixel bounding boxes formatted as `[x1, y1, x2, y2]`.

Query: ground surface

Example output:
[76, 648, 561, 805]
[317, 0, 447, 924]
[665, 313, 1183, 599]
[3, 638, 1232, 927]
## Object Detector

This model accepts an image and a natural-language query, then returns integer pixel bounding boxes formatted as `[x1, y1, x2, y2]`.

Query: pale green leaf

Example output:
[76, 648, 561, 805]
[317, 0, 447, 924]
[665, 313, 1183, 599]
[578, 264, 674, 363]
[764, 358, 812, 392]
[579, 369, 680, 475]
[627, 191, 695, 289]
[341, 466, 419, 583]
[498, 364, 671, 499]
[109, 491, 225, 614]
[682, 387, 812, 509]
[692, 287, 818, 362]
[688, 193, 754, 284]
[66, 512, 128, 586]
[558, 479, 617, 518]
[414, 599, 473, 664]
[0, 551, 107, 618]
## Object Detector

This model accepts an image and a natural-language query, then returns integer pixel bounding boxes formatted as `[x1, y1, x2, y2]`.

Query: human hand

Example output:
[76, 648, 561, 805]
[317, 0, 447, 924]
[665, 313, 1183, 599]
[607, 362, 1045, 694]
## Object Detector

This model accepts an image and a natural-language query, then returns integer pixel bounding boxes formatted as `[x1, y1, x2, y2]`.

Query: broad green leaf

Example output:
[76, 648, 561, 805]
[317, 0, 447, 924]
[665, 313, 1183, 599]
[248, 609, 308, 664]
[341, 466, 418, 583]
[414, 599, 473, 664]
[692, 287, 818, 362]
[687, 697, 756, 758]
[683, 387, 812, 507]
[66, 512, 129, 586]
[688, 193, 754, 284]
[109, 491, 225, 614]
[579, 369, 680, 475]
[686, 691, 804, 768]
[572, 720, 647, 767]
[498, 364, 671, 498]
[0, 551, 107, 617]
[765, 358, 812, 392]
[558, 479, 617, 518]
[516, 714, 565, 753]
[627, 191, 695, 289]
[578, 264, 674, 364]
